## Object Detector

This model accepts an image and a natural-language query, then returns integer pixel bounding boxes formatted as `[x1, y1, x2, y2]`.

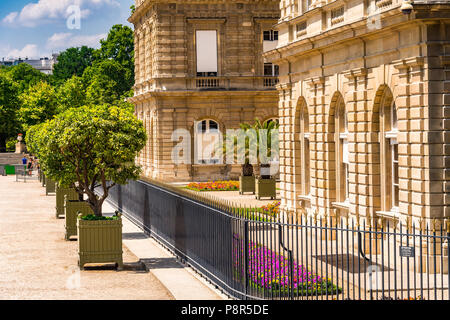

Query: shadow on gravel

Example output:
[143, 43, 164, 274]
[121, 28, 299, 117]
[122, 232, 149, 240]
[83, 261, 148, 273]
[140, 257, 184, 270]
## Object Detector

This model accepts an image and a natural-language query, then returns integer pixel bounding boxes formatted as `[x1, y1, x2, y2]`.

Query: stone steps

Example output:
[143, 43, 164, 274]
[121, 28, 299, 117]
[0, 153, 25, 165]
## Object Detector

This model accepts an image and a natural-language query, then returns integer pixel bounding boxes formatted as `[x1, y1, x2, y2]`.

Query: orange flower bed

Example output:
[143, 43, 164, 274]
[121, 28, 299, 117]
[186, 181, 240, 192]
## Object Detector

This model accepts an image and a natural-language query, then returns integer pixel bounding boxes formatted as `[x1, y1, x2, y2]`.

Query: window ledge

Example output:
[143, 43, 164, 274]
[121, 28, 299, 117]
[376, 210, 400, 219]
[332, 201, 350, 211]
[298, 194, 312, 202]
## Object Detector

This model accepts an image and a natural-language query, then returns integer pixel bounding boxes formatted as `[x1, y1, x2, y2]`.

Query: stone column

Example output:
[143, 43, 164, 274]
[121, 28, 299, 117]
[278, 83, 294, 216]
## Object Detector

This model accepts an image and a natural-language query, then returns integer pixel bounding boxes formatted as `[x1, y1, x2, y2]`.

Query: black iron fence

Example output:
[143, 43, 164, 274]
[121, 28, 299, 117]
[106, 179, 450, 300]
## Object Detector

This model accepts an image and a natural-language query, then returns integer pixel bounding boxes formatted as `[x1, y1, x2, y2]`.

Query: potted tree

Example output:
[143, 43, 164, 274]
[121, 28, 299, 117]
[237, 123, 256, 195]
[30, 104, 146, 270]
[240, 119, 279, 200]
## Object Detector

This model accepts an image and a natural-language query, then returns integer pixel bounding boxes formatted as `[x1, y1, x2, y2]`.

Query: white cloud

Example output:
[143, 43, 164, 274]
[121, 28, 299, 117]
[47, 32, 106, 50]
[6, 44, 41, 59]
[2, 0, 119, 27]
[2, 12, 18, 24]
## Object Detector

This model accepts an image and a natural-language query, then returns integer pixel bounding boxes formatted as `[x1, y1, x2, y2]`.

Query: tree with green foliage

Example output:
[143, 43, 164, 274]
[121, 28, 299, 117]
[30, 105, 146, 216]
[96, 24, 134, 90]
[5, 63, 50, 94]
[18, 81, 57, 132]
[53, 46, 96, 83]
[83, 59, 132, 105]
[0, 73, 20, 152]
[56, 76, 86, 112]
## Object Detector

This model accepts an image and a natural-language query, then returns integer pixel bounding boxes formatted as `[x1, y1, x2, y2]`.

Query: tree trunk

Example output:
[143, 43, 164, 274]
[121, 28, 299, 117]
[93, 203, 102, 217]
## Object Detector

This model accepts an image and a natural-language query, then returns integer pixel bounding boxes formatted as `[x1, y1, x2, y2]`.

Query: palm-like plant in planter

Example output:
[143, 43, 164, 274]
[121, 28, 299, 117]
[27, 105, 146, 269]
[240, 119, 279, 199]
[220, 119, 279, 197]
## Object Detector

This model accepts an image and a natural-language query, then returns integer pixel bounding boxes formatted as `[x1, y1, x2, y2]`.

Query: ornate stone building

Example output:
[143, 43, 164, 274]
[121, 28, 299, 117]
[265, 0, 450, 229]
[129, 0, 280, 181]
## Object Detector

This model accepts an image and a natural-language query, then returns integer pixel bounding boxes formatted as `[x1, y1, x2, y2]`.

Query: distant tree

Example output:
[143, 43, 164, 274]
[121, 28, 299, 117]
[96, 24, 134, 90]
[53, 46, 96, 83]
[18, 81, 57, 132]
[83, 59, 132, 105]
[6, 63, 50, 94]
[0, 73, 20, 152]
[56, 76, 86, 112]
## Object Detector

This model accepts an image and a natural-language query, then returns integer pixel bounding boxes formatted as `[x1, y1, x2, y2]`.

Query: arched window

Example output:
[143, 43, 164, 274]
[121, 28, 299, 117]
[383, 102, 399, 211]
[300, 105, 310, 196]
[335, 98, 349, 203]
[194, 119, 222, 164]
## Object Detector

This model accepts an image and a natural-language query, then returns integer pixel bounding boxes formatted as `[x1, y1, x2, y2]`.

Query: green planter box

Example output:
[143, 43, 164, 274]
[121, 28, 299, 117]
[77, 216, 123, 270]
[4, 165, 15, 175]
[239, 175, 255, 195]
[46, 178, 56, 195]
[255, 177, 276, 200]
[65, 200, 93, 240]
[56, 186, 79, 219]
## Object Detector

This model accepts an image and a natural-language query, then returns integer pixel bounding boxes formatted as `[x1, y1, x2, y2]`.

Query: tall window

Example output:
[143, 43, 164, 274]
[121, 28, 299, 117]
[263, 30, 278, 41]
[264, 63, 279, 76]
[195, 119, 221, 164]
[384, 102, 399, 211]
[300, 105, 310, 195]
[196, 30, 218, 77]
[335, 98, 349, 203]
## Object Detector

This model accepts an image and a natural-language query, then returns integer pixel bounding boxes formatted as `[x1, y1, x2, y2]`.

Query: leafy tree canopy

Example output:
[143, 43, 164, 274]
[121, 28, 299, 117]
[18, 81, 57, 132]
[83, 59, 132, 105]
[29, 104, 146, 216]
[0, 73, 20, 151]
[5, 63, 50, 94]
[53, 46, 96, 83]
[96, 24, 134, 89]
[56, 75, 86, 112]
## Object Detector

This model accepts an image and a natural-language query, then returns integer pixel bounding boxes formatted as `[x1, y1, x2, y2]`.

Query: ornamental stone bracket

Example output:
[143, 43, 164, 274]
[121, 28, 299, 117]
[342, 67, 368, 88]
[305, 76, 324, 89]
[342, 67, 368, 80]
[392, 57, 424, 78]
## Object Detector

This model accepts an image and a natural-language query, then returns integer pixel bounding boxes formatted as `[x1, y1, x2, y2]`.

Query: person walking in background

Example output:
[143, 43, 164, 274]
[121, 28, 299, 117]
[27, 160, 33, 176]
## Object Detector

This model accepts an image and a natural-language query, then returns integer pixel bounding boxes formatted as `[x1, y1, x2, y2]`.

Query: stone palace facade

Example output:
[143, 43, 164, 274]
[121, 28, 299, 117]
[265, 0, 450, 228]
[129, 0, 280, 182]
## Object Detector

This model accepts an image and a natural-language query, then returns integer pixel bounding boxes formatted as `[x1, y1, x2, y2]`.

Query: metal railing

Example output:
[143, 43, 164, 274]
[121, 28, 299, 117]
[15, 168, 39, 182]
[105, 179, 450, 300]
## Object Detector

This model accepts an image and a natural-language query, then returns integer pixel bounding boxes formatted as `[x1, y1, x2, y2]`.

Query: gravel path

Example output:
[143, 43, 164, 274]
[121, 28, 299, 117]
[0, 175, 174, 300]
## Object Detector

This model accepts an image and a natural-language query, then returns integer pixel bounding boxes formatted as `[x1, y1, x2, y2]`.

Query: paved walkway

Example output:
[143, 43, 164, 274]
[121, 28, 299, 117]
[0, 175, 222, 300]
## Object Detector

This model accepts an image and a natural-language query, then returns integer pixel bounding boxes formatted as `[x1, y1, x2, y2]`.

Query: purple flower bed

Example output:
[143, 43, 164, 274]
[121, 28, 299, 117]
[233, 235, 341, 296]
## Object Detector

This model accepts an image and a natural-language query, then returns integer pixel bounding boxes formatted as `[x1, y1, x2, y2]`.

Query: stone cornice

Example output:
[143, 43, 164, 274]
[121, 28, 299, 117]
[186, 18, 227, 24]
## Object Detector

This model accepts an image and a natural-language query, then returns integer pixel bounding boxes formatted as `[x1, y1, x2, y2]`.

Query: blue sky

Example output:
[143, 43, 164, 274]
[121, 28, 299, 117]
[0, 0, 134, 60]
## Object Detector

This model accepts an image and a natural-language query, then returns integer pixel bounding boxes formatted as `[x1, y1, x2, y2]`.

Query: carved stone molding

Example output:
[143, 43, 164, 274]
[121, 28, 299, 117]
[342, 67, 368, 80]
[392, 57, 424, 71]
[305, 76, 325, 88]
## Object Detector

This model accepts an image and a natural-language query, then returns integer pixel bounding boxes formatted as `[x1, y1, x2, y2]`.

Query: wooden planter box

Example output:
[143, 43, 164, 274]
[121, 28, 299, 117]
[46, 178, 56, 195]
[55, 186, 79, 219]
[255, 177, 276, 200]
[65, 199, 93, 240]
[239, 175, 255, 195]
[77, 216, 123, 270]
